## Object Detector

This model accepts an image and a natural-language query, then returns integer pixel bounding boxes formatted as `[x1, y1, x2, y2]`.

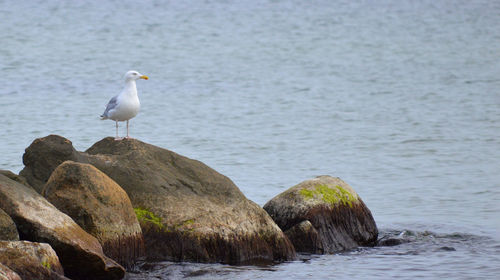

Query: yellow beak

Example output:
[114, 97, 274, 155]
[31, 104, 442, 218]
[140, 75, 149, 80]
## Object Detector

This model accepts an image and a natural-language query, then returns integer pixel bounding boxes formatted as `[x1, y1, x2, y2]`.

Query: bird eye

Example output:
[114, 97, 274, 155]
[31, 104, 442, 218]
[133, 73, 137, 75]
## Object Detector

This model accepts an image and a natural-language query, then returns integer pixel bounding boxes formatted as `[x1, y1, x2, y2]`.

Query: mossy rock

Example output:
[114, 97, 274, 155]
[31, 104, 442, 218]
[264, 175, 378, 253]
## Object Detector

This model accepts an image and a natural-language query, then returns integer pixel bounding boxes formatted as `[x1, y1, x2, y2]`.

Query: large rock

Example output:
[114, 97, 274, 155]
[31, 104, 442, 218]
[0, 263, 21, 280]
[264, 175, 378, 254]
[87, 138, 295, 264]
[0, 240, 67, 280]
[43, 161, 145, 268]
[20, 135, 296, 264]
[0, 209, 18, 241]
[0, 174, 125, 280]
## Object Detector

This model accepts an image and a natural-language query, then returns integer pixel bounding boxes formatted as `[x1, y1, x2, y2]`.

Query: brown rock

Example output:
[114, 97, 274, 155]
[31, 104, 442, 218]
[19, 135, 88, 192]
[0, 263, 21, 280]
[85, 138, 295, 264]
[43, 161, 145, 268]
[0, 170, 28, 187]
[0, 209, 18, 241]
[0, 174, 125, 280]
[264, 175, 378, 253]
[284, 220, 323, 254]
[0, 240, 67, 280]
[20, 135, 295, 264]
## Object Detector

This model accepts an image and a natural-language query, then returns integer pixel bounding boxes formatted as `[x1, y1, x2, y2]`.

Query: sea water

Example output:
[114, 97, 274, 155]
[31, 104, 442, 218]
[1, 1, 499, 279]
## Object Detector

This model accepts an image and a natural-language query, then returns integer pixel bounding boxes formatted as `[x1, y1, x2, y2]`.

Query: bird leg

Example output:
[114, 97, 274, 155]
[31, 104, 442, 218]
[125, 120, 132, 139]
[114, 121, 122, 141]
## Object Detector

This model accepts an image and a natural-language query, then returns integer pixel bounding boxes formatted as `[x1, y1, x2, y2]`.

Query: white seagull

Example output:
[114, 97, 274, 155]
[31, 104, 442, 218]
[100, 70, 149, 140]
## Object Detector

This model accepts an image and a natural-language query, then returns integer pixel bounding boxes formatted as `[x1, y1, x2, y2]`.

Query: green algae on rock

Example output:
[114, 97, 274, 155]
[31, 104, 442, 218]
[299, 184, 358, 208]
[134, 208, 164, 230]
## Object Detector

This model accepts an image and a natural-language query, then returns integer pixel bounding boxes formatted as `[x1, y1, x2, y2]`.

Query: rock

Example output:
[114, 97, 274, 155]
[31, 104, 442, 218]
[0, 209, 18, 241]
[19, 135, 88, 193]
[264, 175, 378, 253]
[86, 138, 295, 264]
[377, 237, 406, 247]
[0, 263, 21, 280]
[43, 161, 145, 268]
[0, 174, 125, 280]
[0, 170, 28, 187]
[0, 240, 67, 280]
[20, 135, 296, 264]
[283, 220, 323, 254]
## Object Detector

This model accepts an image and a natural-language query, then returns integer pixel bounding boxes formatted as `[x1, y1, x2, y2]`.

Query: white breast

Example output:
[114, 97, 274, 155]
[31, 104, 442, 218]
[107, 80, 141, 122]
[109, 94, 140, 121]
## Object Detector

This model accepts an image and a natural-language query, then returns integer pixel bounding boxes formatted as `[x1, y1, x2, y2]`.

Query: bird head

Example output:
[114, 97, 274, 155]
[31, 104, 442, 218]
[124, 70, 149, 82]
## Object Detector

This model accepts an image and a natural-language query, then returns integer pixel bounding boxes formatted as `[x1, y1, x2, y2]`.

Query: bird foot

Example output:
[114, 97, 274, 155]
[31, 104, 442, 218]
[124, 136, 134, 140]
[114, 137, 123, 141]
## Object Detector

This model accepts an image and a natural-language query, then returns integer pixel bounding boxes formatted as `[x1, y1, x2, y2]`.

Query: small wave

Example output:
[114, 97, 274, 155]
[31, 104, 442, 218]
[376, 228, 495, 252]
[464, 79, 500, 84]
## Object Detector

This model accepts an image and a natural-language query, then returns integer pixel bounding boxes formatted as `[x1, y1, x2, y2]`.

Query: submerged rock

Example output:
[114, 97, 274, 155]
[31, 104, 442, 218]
[264, 175, 378, 253]
[0, 209, 18, 241]
[43, 161, 145, 268]
[0, 263, 21, 280]
[19, 135, 296, 264]
[0, 240, 67, 280]
[0, 174, 125, 280]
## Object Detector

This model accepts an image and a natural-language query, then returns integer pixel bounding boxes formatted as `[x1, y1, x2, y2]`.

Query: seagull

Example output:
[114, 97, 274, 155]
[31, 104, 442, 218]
[100, 70, 149, 140]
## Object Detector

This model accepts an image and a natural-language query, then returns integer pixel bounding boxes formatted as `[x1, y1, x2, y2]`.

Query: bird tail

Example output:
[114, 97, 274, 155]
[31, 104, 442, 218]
[100, 114, 107, 120]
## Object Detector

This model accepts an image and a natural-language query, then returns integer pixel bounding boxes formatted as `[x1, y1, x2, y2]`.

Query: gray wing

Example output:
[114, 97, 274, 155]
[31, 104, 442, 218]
[100, 95, 118, 119]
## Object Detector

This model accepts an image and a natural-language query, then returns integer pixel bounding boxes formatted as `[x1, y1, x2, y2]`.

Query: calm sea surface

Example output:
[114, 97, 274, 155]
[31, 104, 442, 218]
[1, 1, 499, 279]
